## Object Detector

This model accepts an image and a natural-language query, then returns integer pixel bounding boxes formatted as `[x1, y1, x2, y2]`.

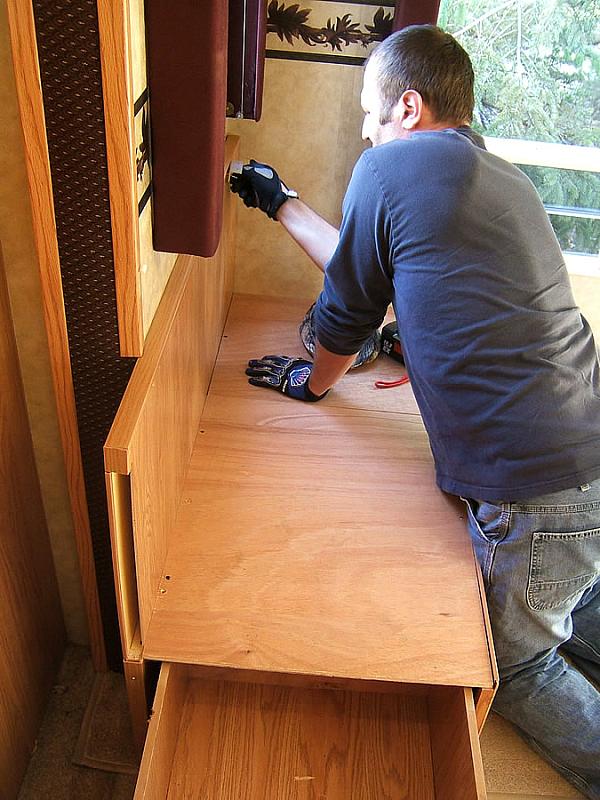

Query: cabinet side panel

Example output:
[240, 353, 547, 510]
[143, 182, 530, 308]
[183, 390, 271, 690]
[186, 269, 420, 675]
[106, 139, 240, 638]
[428, 686, 487, 800]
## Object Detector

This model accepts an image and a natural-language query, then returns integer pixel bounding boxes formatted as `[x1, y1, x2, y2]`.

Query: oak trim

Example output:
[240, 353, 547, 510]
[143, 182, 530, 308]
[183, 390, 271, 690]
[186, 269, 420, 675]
[123, 628, 149, 755]
[6, 0, 106, 670]
[97, 0, 144, 356]
[474, 553, 499, 731]
[133, 663, 188, 800]
[428, 686, 488, 800]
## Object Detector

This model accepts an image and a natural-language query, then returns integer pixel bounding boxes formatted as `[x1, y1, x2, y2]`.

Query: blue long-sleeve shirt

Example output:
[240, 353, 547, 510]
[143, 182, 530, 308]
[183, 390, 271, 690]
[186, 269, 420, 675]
[314, 128, 600, 501]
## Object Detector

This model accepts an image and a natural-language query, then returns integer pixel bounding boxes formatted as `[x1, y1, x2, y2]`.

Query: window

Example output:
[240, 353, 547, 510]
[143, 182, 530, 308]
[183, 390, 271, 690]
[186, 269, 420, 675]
[438, 0, 600, 274]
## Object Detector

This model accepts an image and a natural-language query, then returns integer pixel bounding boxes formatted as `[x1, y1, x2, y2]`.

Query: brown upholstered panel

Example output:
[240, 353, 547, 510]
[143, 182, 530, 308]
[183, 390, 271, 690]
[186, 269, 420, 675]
[145, 1, 228, 257]
[393, 0, 441, 30]
[227, 0, 267, 121]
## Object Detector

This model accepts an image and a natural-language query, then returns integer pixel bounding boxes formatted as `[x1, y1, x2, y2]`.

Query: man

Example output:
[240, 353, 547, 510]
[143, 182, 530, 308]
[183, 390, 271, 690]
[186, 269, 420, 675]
[231, 25, 600, 799]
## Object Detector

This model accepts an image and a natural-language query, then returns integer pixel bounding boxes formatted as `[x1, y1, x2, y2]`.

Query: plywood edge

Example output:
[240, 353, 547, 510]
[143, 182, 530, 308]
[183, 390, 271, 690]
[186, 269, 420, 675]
[6, 0, 106, 670]
[134, 663, 188, 800]
[97, 0, 144, 356]
[473, 550, 499, 731]
[104, 252, 194, 473]
[178, 663, 431, 696]
[224, 133, 240, 170]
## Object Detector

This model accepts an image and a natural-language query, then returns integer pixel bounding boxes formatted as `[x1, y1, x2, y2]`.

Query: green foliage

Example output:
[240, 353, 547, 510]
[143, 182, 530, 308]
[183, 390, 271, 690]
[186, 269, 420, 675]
[438, 0, 600, 253]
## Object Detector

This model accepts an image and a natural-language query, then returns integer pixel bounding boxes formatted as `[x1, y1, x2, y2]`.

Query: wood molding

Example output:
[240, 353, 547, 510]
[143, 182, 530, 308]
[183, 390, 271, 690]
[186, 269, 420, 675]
[474, 553, 499, 731]
[6, 0, 107, 671]
[133, 663, 188, 800]
[97, 0, 144, 356]
[0, 242, 65, 798]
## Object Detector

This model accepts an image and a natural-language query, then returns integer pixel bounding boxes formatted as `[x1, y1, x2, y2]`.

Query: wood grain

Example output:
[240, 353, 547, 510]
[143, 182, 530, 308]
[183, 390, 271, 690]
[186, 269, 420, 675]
[0, 243, 65, 798]
[134, 663, 188, 800]
[143, 293, 494, 690]
[166, 677, 436, 800]
[206, 293, 420, 417]
[104, 137, 240, 638]
[97, 0, 144, 356]
[123, 629, 149, 755]
[6, 0, 107, 670]
[428, 686, 488, 800]
[474, 556, 499, 731]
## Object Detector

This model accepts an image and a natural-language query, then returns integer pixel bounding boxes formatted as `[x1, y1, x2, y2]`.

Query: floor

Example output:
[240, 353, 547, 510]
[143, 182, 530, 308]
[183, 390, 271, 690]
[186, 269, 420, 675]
[17, 645, 585, 800]
[17, 646, 137, 800]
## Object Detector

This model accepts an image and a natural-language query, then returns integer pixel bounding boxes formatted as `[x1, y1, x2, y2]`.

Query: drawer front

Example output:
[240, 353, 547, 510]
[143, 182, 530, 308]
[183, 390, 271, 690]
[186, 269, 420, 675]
[135, 664, 487, 799]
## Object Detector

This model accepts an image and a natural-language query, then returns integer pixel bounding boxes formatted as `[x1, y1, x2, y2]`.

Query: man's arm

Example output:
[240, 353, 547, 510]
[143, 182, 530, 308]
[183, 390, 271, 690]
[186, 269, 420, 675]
[275, 199, 339, 274]
[308, 341, 357, 396]
[229, 160, 339, 273]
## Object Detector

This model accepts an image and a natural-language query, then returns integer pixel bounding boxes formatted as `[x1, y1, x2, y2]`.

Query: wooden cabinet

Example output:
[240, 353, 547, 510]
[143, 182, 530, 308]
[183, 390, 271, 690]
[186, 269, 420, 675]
[105, 140, 497, 798]
[136, 665, 486, 799]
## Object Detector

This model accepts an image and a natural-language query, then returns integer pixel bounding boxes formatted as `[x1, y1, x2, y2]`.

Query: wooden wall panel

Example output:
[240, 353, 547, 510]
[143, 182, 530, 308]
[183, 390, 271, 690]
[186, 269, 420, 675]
[0, 244, 65, 799]
[105, 137, 240, 643]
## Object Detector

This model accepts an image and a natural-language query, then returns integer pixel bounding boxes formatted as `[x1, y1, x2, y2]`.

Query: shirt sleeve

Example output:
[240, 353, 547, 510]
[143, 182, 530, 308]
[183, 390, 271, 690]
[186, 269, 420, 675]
[313, 151, 395, 356]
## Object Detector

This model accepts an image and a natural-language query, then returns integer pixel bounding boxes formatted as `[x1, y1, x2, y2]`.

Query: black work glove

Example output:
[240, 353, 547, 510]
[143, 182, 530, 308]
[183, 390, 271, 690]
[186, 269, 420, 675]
[245, 355, 328, 402]
[230, 160, 298, 220]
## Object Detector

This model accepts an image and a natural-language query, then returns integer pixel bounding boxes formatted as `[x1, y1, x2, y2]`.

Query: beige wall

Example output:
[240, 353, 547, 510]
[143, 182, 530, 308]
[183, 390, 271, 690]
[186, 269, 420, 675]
[228, 58, 367, 303]
[0, 4, 87, 644]
[572, 274, 600, 341]
[228, 57, 600, 352]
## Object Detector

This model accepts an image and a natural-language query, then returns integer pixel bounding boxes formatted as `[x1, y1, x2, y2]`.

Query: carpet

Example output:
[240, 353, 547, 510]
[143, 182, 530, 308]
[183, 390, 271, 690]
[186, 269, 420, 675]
[73, 670, 139, 776]
[481, 712, 586, 799]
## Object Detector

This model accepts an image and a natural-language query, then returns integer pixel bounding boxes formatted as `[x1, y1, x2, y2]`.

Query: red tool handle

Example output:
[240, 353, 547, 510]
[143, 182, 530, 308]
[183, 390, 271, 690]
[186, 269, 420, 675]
[374, 376, 410, 389]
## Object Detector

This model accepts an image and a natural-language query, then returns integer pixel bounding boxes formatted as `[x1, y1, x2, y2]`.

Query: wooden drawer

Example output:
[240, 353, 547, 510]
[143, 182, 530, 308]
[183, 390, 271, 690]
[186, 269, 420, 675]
[135, 663, 487, 800]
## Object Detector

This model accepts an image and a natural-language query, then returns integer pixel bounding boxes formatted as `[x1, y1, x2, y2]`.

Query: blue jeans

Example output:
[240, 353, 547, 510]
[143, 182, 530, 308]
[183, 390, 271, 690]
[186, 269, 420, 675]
[463, 479, 600, 800]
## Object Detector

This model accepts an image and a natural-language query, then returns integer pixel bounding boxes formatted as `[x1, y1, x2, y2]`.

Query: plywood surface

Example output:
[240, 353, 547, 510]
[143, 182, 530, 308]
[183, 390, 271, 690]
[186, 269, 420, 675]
[206, 293, 420, 417]
[105, 137, 239, 640]
[143, 294, 494, 689]
[166, 676, 437, 800]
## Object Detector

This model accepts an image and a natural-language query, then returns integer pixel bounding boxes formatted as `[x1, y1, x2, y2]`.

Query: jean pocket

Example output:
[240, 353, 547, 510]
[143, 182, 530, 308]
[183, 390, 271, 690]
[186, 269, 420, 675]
[462, 498, 508, 543]
[527, 528, 600, 611]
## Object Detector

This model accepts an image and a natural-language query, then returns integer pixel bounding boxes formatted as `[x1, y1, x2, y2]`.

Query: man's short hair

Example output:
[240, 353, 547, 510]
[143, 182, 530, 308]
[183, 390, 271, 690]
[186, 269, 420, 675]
[370, 25, 474, 125]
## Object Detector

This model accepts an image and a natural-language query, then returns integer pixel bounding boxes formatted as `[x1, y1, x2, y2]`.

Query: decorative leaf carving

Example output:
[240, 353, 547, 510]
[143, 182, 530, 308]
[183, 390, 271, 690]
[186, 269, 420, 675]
[136, 107, 149, 181]
[365, 7, 394, 42]
[267, 1, 324, 46]
[266, 3, 394, 51]
[322, 14, 363, 51]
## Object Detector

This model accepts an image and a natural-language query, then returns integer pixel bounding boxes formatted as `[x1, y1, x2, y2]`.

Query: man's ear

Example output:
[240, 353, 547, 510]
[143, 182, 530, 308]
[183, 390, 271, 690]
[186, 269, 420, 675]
[396, 89, 424, 130]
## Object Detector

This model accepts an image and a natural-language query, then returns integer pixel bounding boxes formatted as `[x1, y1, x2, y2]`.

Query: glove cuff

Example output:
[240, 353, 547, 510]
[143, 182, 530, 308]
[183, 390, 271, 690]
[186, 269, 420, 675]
[303, 382, 329, 402]
[267, 192, 289, 220]
[267, 184, 298, 220]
